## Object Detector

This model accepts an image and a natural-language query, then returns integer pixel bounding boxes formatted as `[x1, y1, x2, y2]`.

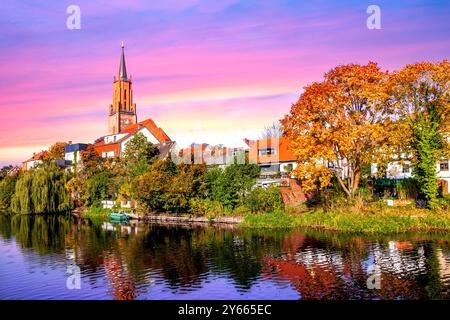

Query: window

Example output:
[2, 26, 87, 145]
[260, 164, 280, 173]
[258, 148, 276, 156]
[402, 163, 411, 173]
[440, 160, 449, 171]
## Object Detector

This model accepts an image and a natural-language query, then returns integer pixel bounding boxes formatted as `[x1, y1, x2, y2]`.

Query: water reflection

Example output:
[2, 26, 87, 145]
[0, 214, 450, 299]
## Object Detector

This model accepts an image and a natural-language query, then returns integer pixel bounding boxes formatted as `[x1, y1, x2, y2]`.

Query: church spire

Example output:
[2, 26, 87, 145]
[119, 41, 128, 81]
[109, 41, 137, 134]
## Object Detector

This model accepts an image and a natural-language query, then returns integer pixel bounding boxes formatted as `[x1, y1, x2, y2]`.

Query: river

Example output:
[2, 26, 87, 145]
[0, 214, 450, 299]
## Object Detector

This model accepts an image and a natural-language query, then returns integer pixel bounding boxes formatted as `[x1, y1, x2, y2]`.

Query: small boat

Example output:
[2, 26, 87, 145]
[109, 212, 130, 221]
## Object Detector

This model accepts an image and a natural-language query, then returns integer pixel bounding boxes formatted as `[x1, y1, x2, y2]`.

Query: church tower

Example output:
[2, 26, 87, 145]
[108, 42, 137, 134]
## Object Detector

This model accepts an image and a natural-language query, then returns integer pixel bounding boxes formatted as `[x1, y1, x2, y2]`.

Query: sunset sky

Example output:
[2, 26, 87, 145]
[0, 0, 449, 166]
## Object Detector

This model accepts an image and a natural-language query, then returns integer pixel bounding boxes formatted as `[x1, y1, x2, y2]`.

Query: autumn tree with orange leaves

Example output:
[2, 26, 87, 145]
[282, 62, 396, 199]
[388, 60, 450, 207]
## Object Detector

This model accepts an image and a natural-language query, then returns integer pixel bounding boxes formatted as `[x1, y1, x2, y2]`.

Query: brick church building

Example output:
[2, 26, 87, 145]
[94, 43, 173, 159]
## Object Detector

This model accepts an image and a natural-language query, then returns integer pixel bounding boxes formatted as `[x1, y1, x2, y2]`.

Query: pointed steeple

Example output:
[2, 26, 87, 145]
[119, 41, 128, 81]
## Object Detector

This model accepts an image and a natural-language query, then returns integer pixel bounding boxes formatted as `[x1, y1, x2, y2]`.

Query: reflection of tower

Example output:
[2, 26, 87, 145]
[103, 251, 136, 300]
[108, 42, 137, 134]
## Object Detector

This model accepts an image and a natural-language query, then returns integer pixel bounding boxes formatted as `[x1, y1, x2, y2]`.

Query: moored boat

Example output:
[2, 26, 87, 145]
[109, 212, 130, 221]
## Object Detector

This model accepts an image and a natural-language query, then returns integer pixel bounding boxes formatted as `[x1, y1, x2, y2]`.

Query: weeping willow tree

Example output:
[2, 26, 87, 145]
[11, 163, 72, 214]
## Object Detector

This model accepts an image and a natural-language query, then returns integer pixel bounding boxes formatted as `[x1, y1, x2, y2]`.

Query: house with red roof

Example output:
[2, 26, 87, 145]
[22, 150, 49, 171]
[94, 118, 173, 159]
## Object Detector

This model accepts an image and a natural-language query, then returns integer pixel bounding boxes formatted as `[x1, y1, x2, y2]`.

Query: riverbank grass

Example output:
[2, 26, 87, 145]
[83, 207, 111, 219]
[242, 206, 450, 233]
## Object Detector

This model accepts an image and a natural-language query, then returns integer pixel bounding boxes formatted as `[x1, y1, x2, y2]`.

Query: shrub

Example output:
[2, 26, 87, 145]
[242, 209, 295, 228]
[232, 204, 251, 216]
[396, 179, 420, 200]
[189, 198, 223, 217]
[373, 178, 419, 200]
[244, 186, 283, 213]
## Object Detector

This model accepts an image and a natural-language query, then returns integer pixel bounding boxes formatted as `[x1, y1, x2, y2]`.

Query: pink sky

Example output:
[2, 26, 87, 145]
[0, 0, 449, 166]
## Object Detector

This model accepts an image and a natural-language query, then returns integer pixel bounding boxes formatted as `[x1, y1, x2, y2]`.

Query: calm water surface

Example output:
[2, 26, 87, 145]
[1, 214, 450, 300]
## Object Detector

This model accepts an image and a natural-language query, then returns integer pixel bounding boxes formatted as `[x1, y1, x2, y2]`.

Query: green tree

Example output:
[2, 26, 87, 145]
[122, 132, 159, 178]
[11, 163, 71, 214]
[208, 163, 260, 209]
[84, 172, 114, 207]
[80, 145, 103, 172]
[165, 163, 208, 212]
[131, 168, 170, 212]
[411, 106, 444, 206]
[0, 175, 17, 211]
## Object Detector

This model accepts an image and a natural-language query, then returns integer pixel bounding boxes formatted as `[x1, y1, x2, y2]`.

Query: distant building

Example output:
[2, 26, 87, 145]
[248, 137, 297, 177]
[179, 140, 251, 167]
[64, 143, 90, 171]
[6, 166, 20, 177]
[93, 43, 174, 159]
[371, 159, 450, 194]
[22, 150, 49, 171]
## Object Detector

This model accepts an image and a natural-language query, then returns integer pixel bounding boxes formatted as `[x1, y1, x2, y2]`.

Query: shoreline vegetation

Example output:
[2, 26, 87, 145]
[1, 60, 450, 235]
[75, 204, 450, 234]
[242, 207, 450, 234]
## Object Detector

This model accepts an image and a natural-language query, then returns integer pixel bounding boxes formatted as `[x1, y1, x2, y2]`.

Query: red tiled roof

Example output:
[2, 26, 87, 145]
[23, 150, 49, 163]
[120, 118, 171, 144]
[93, 118, 171, 156]
[94, 143, 119, 156]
